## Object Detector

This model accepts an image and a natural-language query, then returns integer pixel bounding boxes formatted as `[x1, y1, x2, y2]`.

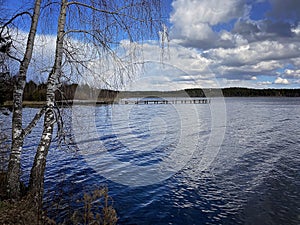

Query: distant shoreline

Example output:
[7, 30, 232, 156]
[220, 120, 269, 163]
[2, 95, 300, 108]
[1, 87, 300, 108]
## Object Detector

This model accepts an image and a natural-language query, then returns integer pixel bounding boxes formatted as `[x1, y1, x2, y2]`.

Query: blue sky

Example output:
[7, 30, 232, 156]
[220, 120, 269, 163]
[2, 0, 300, 90]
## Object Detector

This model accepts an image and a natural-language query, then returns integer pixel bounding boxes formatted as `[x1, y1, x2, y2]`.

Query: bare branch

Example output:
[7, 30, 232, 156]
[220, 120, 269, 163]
[41, 1, 60, 11]
[67, 1, 145, 22]
[0, 11, 32, 34]
[112, 14, 134, 42]
[63, 29, 112, 50]
[67, 1, 117, 14]
[22, 107, 46, 138]
[6, 51, 22, 63]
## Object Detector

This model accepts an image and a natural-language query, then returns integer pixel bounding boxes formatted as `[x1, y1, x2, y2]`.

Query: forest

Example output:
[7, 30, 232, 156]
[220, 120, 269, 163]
[1, 74, 300, 106]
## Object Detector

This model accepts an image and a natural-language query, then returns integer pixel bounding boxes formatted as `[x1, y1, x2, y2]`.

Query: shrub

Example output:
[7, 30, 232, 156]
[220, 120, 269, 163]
[71, 187, 118, 225]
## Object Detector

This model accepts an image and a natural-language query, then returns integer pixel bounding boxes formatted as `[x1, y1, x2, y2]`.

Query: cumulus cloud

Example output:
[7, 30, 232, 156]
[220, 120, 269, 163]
[233, 19, 296, 43]
[274, 77, 289, 85]
[11, 30, 128, 86]
[118, 41, 220, 90]
[170, 0, 248, 49]
[7, 30, 56, 82]
[166, 0, 300, 88]
[234, 0, 300, 43]
[8, 0, 300, 89]
[127, 36, 298, 89]
[207, 40, 300, 66]
[281, 69, 300, 79]
[292, 24, 300, 35]
[232, 20, 260, 37]
[171, 0, 245, 26]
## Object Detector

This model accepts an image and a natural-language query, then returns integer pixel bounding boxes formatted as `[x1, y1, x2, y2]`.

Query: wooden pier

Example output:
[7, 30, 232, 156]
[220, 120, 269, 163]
[119, 98, 210, 105]
[54, 97, 211, 106]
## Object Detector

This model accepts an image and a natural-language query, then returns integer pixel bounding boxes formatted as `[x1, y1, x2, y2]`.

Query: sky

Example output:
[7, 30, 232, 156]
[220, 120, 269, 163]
[2, 0, 300, 90]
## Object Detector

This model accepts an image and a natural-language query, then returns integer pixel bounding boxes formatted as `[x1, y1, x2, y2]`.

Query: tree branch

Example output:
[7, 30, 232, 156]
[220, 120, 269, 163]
[67, 1, 145, 22]
[6, 52, 22, 63]
[63, 29, 110, 49]
[0, 11, 32, 34]
[40, 1, 61, 11]
[67, 1, 118, 15]
[22, 107, 46, 137]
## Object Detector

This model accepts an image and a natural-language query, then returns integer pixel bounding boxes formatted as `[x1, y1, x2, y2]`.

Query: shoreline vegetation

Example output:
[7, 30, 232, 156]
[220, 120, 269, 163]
[1, 80, 300, 107]
[0, 130, 118, 225]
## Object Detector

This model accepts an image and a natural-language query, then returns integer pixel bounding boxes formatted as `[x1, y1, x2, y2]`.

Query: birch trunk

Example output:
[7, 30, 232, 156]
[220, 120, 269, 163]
[7, 0, 41, 199]
[28, 0, 67, 208]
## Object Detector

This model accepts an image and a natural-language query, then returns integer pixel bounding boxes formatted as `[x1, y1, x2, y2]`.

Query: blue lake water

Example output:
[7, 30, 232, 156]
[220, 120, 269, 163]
[1, 97, 300, 224]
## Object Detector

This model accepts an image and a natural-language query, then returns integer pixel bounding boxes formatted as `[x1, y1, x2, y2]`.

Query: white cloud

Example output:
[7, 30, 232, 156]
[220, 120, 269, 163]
[10, 29, 219, 90]
[274, 77, 289, 85]
[282, 69, 300, 78]
[258, 81, 272, 86]
[170, 0, 248, 49]
[8, 30, 57, 82]
[123, 38, 299, 90]
[11, 30, 133, 86]
[117, 41, 220, 90]
[207, 40, 300, 66]
[292, 24, 300, 35]
[219, 78, 258, 88]
[165, 0, 300, 88]
[171, 0, 245, 26]
[202, 39, 300, 85]
[9, 18, 300, 90]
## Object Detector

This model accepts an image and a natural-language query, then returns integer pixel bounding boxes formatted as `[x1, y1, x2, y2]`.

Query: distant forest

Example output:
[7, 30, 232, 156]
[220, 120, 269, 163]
[1, 74, 300, 105]
[186, 87, 300, 97]
[0, 73, 118, 105]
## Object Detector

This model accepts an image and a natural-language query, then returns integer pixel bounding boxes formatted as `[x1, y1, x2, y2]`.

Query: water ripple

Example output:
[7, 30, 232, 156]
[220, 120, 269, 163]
[1, 98, 299, 224]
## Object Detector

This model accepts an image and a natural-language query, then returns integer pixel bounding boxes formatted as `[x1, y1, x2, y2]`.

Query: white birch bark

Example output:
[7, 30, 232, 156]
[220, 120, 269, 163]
[28, 0, 68, 207]
[7, 0, 42, 199]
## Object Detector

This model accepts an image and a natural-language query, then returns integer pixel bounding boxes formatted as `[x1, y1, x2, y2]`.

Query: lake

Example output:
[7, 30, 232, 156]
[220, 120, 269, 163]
[1, 97, 300, 224]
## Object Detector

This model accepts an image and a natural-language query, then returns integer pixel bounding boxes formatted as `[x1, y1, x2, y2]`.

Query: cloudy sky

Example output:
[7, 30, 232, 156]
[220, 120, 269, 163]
[3, 0, 300, 90]
[167, 0, 300, 90]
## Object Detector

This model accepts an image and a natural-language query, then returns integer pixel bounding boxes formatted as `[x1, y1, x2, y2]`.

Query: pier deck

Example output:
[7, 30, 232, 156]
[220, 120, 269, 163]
[119, 98, 210, 105]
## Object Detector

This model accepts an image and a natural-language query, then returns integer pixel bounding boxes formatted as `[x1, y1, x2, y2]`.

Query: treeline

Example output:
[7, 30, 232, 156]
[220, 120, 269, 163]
[222, 87, 300, 97]
[1, 76, 300, 105]
[0, 74, 118, 105]
[120, 88, 300, 98]
[0, 72, 13, 104]
[185, 87, 300, 97]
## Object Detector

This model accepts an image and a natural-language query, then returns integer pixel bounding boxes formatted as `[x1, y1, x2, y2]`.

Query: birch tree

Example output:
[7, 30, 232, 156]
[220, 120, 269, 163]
[3, 0, 164, 211]
[3, 0, 42, 199]
[29, 0, 68, 208]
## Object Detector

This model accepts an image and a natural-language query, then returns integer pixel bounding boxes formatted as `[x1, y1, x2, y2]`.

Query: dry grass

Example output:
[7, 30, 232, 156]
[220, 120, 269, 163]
[70, 187, 118, 225]
[0, 174, 117, 225]
[0, 117, 117, 225]
[0, 196, 56, 225]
